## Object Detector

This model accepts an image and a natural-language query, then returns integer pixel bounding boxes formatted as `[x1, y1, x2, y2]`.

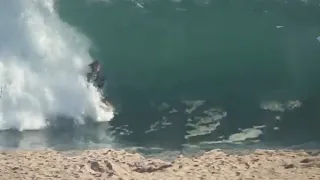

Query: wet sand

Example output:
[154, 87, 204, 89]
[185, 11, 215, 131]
[0, 148, 319, 180]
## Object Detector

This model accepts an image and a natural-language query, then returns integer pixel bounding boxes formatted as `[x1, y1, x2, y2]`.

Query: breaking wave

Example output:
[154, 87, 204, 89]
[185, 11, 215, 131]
[0, 0, 114, 131]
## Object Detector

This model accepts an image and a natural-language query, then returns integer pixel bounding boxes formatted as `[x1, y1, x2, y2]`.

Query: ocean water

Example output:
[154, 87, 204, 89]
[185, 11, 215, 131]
[0, 0, 320, 154]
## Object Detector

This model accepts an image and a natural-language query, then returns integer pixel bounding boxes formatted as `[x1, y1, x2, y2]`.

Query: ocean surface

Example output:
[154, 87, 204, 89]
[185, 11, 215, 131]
[0, 0, 320, 155]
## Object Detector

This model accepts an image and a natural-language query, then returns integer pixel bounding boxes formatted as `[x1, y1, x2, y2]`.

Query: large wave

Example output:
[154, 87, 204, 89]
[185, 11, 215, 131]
[0, 0, 114, 131]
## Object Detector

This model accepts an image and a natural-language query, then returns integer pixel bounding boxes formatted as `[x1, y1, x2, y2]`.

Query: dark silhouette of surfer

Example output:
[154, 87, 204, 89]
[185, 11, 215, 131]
[86, 60, 115, 110]
[87, 60, 105, 90]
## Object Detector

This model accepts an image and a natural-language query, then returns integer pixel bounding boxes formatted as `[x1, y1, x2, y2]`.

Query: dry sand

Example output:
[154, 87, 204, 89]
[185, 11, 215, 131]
[0, 148, 319, 180]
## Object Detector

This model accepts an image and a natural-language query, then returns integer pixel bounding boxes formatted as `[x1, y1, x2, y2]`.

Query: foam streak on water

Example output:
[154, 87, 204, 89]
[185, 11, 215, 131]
[0, 0, 114, 131]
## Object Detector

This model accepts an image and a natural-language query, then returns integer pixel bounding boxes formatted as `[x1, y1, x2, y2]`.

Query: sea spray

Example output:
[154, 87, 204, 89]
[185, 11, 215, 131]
[0, 0, 114, 131]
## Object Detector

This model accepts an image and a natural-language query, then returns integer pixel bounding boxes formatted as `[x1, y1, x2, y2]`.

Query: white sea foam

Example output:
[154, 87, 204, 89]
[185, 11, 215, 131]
[0, 0, 114, 131]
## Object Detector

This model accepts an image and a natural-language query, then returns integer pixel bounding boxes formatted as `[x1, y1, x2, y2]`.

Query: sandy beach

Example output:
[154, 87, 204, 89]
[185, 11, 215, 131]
[0, 148, 319, 180]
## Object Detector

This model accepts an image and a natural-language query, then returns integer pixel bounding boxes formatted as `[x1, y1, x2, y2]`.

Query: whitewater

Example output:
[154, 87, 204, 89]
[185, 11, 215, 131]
[0, 0, 114, 131]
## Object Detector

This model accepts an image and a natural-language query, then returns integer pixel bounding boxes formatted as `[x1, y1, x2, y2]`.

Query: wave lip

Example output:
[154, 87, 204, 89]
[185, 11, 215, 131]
[0, 0, 114, 131]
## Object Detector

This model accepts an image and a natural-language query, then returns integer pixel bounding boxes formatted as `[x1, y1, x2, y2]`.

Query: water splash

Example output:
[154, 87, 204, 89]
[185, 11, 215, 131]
[0, 0, 114, 131]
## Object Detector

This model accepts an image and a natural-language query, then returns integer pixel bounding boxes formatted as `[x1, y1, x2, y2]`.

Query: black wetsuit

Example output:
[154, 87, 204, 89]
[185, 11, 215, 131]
[96, 75, 105, 89]
[87, 61, 105, 90]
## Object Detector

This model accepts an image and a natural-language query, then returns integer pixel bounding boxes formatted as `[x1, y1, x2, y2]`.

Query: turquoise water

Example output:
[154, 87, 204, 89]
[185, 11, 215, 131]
[1, 0, 320, 152]
[58, 0, 320, 99]
[56, 0, 320, 148]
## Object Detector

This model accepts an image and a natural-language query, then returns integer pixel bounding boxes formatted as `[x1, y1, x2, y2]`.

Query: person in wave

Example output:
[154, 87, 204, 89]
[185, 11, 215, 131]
[86, 60, 115, 110]
[87, 60, 105, 90]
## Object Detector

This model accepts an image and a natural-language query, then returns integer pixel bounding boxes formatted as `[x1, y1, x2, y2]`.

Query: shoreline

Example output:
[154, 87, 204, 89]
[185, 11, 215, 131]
[0, 148, 319, 180]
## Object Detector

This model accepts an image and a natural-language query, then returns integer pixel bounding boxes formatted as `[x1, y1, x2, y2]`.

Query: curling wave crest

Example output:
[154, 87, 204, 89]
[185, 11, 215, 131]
[0, 0, 114, 131]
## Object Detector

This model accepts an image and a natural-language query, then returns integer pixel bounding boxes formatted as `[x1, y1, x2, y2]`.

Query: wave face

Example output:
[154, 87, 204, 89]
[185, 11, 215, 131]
[55, 0, 320, 148]
[0, 0, 114, 131]
[1, 0, 319, 151]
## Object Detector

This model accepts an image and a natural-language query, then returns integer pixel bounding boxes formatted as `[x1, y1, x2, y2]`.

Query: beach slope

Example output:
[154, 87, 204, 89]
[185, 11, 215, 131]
[0, 148, 319, 180]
